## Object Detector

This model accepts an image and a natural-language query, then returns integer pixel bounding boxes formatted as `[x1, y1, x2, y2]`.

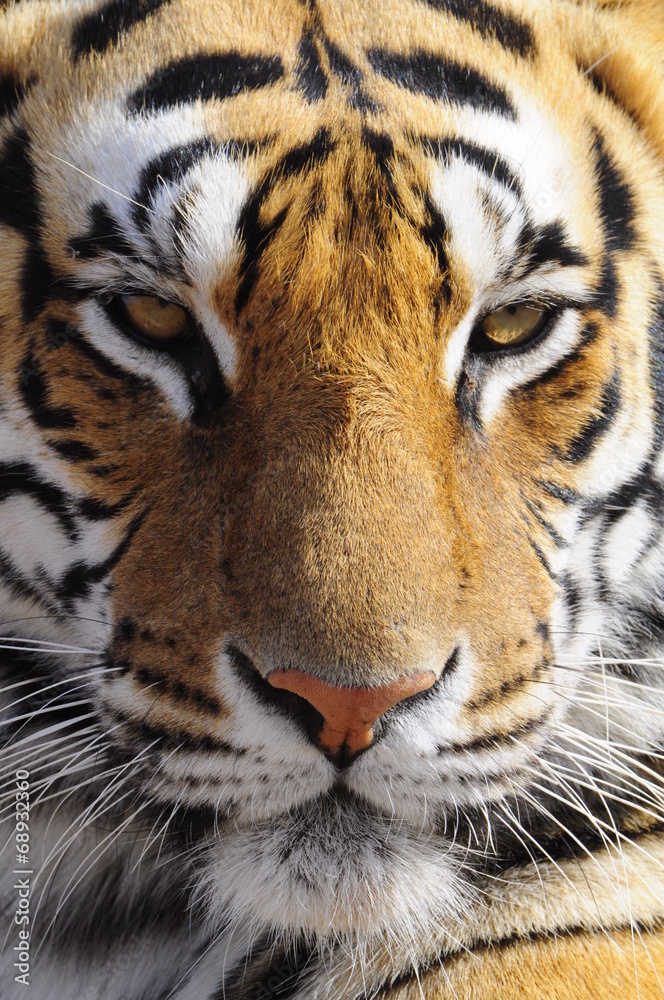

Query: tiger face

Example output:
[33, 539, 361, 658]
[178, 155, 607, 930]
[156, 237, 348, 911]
[2, 0, 664, 997]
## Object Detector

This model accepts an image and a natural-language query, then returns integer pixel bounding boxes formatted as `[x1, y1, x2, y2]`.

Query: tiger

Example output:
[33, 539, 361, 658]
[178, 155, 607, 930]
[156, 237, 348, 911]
[1, 0, 664, 996]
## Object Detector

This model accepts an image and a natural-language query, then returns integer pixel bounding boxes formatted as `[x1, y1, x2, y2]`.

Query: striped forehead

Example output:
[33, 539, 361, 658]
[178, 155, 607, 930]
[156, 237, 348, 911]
[44, 2, 560, 293]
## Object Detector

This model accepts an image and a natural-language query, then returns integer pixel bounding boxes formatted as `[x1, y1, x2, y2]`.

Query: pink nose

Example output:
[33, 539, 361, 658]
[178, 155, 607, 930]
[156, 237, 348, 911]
[267, 669, 436, 755]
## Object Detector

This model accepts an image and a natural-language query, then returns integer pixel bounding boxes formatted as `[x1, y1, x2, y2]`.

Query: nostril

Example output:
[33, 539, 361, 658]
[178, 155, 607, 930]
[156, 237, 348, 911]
[226, 644, 326, 746]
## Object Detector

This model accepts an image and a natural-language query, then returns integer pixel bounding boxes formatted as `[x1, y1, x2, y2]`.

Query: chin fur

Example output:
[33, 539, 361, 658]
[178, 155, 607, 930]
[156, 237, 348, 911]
[197, 793, 471, 947]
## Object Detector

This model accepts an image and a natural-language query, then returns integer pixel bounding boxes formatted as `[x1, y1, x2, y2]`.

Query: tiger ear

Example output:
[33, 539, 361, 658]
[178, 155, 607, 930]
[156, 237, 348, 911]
[572, 0, 664, 160]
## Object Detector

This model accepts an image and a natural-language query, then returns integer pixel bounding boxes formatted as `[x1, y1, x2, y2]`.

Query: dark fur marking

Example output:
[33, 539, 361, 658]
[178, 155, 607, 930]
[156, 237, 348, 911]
[113, 708, 240, 755]
[57, 511, 146, 610]
[528, 536, 557, 581]
[439, 713, 547, 756]
[22, 240, 58, 323]
[593, 255, 620, 318]
[235, 128, 333, 311]
[70, 202, 136, 260]
[366, 49, 515, 117]
[565, 371, 621, 462]
[0, 128, 38, 232]
[78, 492, 135, 521]
[69, 334, 152, 390]
[134, 663, 221, 714]
[19, 351, 76, 430]
[420, 189, 449, 273]
[0, 462, 78, 537]
[0, 75, 31, 119]
[454, 365, 483, 431]
[49, 439, 98, 463]
[133, 137, 217, 232]
[524, 500, 565, 548]
[603, 466, 663, 524]
[538, 480, 583, 505]
[323, 37, 362, 88]
[418, 0, 535, 57]
[295, 31, 327, 103]
[593, 131, 636, 253]
[519, 220, 588, 274]
[128, 52, 284, 115]
[0, 549, 58, 613]
[418, 134, 522, 196]
[72, 0, 172, 58]
[466, 663, 543, 711]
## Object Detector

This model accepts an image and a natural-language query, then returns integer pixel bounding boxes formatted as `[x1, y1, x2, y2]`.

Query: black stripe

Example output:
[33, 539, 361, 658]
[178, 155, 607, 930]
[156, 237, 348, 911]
[235, 128, 334, 312]
[0, 130, 60, 321]
[0, 462, 78, 537]
[0, 128, 39, 232]
[361, 128, 399, 206]
[0, 548, 57, 613]
[440, 713, 547, 756]
[19, 350, 76, 430]
[417, 0, 535, 58]
[593, 131, 636, 253]
[112, 707, 239, 756]
[419, 134, 521, 195]
[72, 0, 172, 58]
[78, 492, 136, 521]
[133, 664, 221, 714]
[524, 500, 566, 547]
[602, 465, 663, 524]
[367, 48, 515, 118]
[518, 323, 598, 396]
[454, 365, 483, 431]
[68, 332, 151, 390]
[133, 137, 217, 232]
[528, 536, 557, 581]
[593, 254, 619, 318]
[294, 31, 328, 103]
[518, 220, 588, 274]
[560, 572, 582, 632]
[127, 52, 284, 115]
[648, 287, 664, 445]
[539, 480, 583, 505]
[22, 240, 58, 323]
[0, 75, 31, 119]
[70, 202, 136, 261]
[323, 37, 361, 87]
[420, 189, 449, 273]
[565, 371, 621, 462]
[49, 440, 98, 463]
[58, 511, 146, 609]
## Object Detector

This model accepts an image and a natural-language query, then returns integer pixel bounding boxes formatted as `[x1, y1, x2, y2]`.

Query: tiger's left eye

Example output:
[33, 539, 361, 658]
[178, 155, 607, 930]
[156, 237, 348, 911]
[118, 294, 191, 343]
[476, 303, 547, 349]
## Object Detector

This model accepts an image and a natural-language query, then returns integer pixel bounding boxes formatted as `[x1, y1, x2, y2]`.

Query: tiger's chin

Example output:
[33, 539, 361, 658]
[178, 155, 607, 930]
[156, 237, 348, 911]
[197, 791, 469, 945]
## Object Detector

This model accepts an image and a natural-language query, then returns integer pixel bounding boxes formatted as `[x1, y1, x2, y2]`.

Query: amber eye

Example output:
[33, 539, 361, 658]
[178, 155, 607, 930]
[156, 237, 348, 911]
[476, 303, 548, 349]
[117, 294, 191, 344]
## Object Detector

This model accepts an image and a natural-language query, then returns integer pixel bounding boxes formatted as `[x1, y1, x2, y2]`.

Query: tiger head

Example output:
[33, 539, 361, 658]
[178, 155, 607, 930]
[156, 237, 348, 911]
[2, 0, 664, 970]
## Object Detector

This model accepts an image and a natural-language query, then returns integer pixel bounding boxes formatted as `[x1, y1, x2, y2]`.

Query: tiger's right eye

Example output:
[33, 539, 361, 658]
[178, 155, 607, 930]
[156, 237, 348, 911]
[475, 303, 548, 349]
[115, 294, 192, 344]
